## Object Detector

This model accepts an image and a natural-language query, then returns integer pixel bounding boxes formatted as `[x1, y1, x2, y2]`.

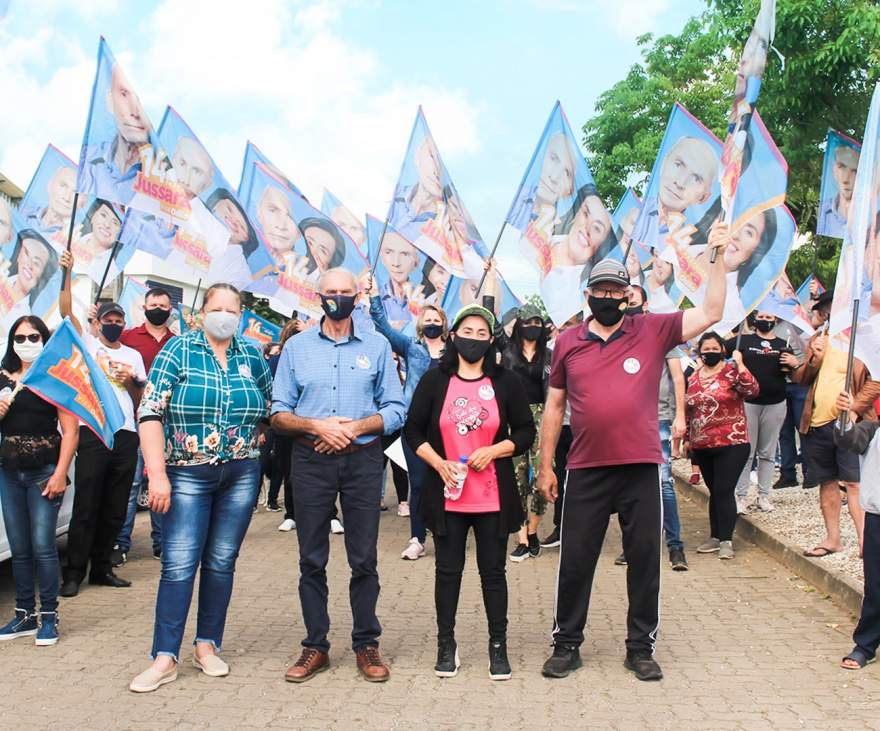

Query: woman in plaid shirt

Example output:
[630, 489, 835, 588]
[129, 283, 273, 693]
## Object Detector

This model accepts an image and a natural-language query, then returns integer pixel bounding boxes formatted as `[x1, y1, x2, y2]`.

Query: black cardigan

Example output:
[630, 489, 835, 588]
[403, 367, 536, 537]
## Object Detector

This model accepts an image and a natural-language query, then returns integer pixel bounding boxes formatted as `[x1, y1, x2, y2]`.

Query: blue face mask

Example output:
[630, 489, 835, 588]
[320, 294, 356, 321]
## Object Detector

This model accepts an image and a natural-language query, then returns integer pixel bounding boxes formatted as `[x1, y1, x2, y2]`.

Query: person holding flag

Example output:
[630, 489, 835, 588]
[0, 315, 79, 646]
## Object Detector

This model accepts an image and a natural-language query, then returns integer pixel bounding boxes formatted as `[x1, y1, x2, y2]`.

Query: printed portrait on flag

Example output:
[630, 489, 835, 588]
[729, 111, 788, 230]
[239, 310, 281, 347]
[118, 276, 149, 329]
[817, 130, 862, 239]
[500, 102, 616, 325]
[610, 188, 644, 271]
[796, 273, 825, 310]
[19, 145, 83, 249]
[322, 190, 366, 256]
[387, 108, 486, 280]
[756, 271, 815, 334]
[441, 270, 522, 324]
[245, 163, 367, 318]
[237, 141, 303, 203]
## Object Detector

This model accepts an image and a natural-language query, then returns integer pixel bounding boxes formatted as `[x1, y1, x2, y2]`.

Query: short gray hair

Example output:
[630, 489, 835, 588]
[317, 267, 358, 293]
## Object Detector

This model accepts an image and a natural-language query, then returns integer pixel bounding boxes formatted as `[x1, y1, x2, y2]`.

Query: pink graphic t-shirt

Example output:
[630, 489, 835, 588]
[439, 375, 501, 513]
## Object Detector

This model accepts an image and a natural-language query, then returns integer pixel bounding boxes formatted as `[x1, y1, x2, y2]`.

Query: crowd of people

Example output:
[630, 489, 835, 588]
[0, 224, 878, 689]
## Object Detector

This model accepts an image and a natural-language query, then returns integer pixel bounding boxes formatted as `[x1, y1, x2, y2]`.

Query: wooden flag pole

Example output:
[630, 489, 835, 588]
[59, 192, 80, 291]
[838, 299, 861, 432]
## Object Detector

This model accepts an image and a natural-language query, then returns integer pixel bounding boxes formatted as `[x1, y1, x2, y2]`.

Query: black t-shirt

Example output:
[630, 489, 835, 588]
[726, 334, 787, 404]
[0, 371, 61, 469]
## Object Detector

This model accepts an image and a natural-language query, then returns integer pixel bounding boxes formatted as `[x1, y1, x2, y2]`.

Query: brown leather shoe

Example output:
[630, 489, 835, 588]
[356, 645, 390, 682]
[284, 648, 329, 683]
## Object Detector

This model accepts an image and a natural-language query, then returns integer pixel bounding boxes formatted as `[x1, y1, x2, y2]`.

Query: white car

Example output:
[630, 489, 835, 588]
[0, 476, 76, 562]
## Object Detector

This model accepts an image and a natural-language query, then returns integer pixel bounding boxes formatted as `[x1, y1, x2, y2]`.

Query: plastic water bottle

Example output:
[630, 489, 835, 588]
[444, 456, 469, 501]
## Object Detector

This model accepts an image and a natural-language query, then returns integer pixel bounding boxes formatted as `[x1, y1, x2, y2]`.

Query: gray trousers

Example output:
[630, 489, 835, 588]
[736, 401, 788, 499]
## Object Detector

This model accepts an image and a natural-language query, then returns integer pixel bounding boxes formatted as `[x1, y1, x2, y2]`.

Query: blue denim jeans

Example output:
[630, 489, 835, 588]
[779, 383, 808, 482]
[150, 459, 260, 661]
[659, 420, 683, 551]
[117, 449, 162, 553]
[0, 464, 61, 612]
[401, 437, 427, 543]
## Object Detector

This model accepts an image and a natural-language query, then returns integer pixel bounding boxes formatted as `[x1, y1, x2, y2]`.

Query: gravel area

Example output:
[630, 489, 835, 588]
[672, 458, 864, 585]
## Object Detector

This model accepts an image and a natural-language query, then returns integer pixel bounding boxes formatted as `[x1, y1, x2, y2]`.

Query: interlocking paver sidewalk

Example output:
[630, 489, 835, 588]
[1, 485, 878, 730]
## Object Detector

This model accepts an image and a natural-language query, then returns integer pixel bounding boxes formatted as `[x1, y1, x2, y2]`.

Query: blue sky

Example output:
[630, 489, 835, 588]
[0, 0, 705, 296]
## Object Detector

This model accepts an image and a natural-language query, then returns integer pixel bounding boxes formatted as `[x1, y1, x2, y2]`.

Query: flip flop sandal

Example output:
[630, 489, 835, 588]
[841, 649, 876, 670]
[802, 546, 839, 558]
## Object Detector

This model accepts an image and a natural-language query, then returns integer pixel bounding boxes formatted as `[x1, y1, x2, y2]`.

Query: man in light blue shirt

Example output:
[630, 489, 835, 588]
[271, 267, 405, 683]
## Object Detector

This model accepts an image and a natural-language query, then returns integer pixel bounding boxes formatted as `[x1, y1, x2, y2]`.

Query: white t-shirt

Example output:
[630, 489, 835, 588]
[83, 333, 146, 433]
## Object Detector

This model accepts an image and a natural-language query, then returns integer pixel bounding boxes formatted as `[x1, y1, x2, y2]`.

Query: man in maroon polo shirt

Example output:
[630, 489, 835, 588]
[110, 287, 176, 566]
[538, 225, 730, 682]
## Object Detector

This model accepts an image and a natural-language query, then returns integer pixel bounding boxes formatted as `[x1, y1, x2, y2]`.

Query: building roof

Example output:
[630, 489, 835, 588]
[0, 171, 24, 203]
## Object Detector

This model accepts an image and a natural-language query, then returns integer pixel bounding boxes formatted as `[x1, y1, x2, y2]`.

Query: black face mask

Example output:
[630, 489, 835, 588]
[755, 320, 775, 334]
[144, 307, 171, 326]
[625, 306, 645, 317]
[588, 295, 626, 327]
[701, 351, 724, 367]
[320, 294, 356, 321]
[520, 325, 543, 341]
[422, 324, 444, 340]
[455, 336, 492, 364]
[101, 323, 124, 343]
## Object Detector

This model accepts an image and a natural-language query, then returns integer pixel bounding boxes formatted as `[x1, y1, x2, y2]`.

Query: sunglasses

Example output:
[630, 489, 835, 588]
[13, 334, 42, 344]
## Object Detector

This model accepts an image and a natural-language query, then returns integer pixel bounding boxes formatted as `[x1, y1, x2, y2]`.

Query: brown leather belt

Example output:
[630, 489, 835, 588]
[296, 437, 378, 455]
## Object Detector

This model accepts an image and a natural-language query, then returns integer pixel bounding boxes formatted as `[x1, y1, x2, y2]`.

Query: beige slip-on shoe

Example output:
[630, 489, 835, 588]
[193, 653, 230, 677]
[129, 664, 178, 693]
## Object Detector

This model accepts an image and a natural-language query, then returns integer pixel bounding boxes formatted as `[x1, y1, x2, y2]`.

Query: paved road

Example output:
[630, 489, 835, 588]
[0, 483, 877, 730]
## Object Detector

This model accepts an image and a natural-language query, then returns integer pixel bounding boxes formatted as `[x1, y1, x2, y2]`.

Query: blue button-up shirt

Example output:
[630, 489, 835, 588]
[271, 318, 406, 443]
[79, 136, 140, 206]
[817, 196, 847, 239]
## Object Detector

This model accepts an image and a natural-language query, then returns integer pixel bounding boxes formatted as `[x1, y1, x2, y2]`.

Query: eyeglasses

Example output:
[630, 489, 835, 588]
[13, 334, 42, 344]
[591, 287, 627, 300]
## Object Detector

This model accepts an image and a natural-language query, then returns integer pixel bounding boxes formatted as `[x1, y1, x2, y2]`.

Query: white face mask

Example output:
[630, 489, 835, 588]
[14, 340, 44, 363]
[203, 311, 240, 340]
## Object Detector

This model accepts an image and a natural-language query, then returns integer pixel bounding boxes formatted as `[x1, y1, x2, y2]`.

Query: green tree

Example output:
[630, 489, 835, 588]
[583, 0, 880, 288]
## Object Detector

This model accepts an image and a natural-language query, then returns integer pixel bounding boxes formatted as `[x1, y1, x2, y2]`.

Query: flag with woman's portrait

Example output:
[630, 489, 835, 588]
[321, 190, 367, 257]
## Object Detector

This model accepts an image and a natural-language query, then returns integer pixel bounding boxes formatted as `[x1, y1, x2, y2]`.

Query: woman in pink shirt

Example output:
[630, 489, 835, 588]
[404, 304, 534, 682]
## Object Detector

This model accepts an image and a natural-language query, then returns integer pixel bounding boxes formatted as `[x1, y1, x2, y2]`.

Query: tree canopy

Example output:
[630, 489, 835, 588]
[582, 0, 880, 288]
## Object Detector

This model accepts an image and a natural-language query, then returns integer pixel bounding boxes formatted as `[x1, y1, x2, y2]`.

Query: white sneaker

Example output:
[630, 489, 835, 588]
[401, 538, 425, 560]
[756, 496, 774, 512]
[736, 498, 748, 515]
[749, 470, 758, 485]
[278, 518, 296, 532]
[397, 501, 410, 517]
[330, 519, 344, 535]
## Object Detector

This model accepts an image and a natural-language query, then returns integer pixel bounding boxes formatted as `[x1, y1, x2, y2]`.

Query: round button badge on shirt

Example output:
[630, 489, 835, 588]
[623, 357, 641, 375]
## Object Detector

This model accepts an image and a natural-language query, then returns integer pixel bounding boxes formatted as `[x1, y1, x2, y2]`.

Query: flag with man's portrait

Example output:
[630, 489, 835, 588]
[321, 189, 367, 256]
[817, 129, 862, 239]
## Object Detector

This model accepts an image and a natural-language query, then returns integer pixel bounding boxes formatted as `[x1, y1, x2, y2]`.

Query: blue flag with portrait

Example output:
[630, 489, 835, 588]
[756, 270, 815, 335]
[239, 309, 281, 347]
[796, 273, 825, 310]
[817, 129, 862, 239]
[117, 276, 149, 329]
[387, 107, 487, 282]
[20, 145, 81, 251]
[730, 111, 788, 231]
[829, 82, 880, 377]
[21, 318, 125, 449]
[321, 189, 367, 256]
[237, 141, 304, 204]
[498, 101, 616, 326]
[244, 163, 368, 319]
[442, 272, 522, 328]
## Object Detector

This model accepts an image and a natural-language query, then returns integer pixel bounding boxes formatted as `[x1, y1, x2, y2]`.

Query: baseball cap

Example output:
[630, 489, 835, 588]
[586, 258, 629, 289]
[96, 301, 125, 320]
[517, 303, 544, 322]
[451, 304, 496, 332]
[812, 290, 834, 311]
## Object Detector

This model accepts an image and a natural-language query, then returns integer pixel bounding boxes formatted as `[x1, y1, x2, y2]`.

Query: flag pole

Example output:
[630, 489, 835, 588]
[475, 220, 508, 296]
[93, 239, 122, 304]
[59, 192, 80, 291]
[191, 278, 202, 311]
[369, 217, 391, 277]
[838, 299, 861, 432]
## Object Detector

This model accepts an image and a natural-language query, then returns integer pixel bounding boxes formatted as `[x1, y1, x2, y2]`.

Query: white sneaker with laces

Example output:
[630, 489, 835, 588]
[756, 496, 774, 512]
[330, 518, 344, 535]
[278, 518, 296, 532]
[397, 501, 410, 517]
[401, 538, 425, 560]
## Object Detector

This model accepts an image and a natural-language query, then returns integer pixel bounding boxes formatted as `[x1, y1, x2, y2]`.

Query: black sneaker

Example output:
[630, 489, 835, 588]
[527, 537, 541, 558]
[624, 651, 663, 681]
[541, 645, 582, 678]
[110, 546, 127, 567]
[434, 639, 460, 678]
[772, 476, 798, 490]
[540, 529, 560, 548]
[152, 547, 162, 561]
[669, 548, 689, 571]
[614, 552, 627, 566]
[509, 544, 530, 562]
[488, 640, 511, 680]
[266, 502, 282, 512]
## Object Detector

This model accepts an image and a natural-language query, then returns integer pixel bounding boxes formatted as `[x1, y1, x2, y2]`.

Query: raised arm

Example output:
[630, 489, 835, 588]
[369, 294, 414, 358]
[681, 222, 729, 342]
[58, 250, 84, 335]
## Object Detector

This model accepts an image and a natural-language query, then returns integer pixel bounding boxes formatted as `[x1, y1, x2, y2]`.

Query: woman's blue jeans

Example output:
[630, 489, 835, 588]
[401, 438, 427, 543]
[151, 459, 260, 661]
[0, 464, 61, 612]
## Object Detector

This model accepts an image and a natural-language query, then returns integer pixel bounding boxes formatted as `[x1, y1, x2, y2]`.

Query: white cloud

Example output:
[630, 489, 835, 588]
[530, 0, 673, 38]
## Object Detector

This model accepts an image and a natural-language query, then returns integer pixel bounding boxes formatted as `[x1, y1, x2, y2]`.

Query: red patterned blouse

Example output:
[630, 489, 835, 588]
[685, 363, 760, 450]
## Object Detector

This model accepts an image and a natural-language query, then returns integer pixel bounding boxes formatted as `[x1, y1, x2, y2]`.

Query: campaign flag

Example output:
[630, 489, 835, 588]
[609, 188, 644, 265]
[244, 163, 368, 318]
[756, 270, 815, 335]
[239, 309, 281, 347]
[730, 110, 788, 230]
[20, 318, 125, 448]
[322, 190, 367, 256]
[719, 0, 776, 221]
[117, 276, 149, 328]
[796, 273, 825, 310]
[387, 108, 487, 282]
[496, 101, 616, 325]
[20, 145, 81, 251]
[366, 214, 446, 333]
[442, 271, 522, 327]
[829, 83, 880, 376]
[237, 141, 304, 203]
[817, 129, 862, 239]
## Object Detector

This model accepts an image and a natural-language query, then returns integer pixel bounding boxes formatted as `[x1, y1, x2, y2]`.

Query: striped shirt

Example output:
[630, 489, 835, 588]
[138, 330, 272, 465]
